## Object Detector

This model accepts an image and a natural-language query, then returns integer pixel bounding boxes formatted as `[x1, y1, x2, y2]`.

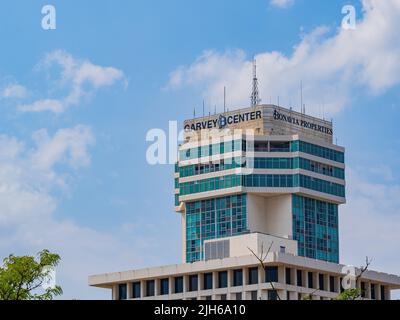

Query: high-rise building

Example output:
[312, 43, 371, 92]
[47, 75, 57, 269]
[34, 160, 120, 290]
[89, 104, 400, 300]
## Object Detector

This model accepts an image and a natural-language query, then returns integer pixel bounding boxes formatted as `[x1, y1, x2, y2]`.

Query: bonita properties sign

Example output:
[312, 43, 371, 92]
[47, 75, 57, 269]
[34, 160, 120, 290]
[273, 109, 333, 136]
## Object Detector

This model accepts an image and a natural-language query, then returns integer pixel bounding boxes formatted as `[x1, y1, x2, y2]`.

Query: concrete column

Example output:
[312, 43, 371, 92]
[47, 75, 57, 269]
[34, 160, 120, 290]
[291, 268, 297, 287]
[112, 284, 118, 300]
[365, 282, 371, 300]
[199, 273, 204, 291]
[227, 269, 232, 287]
[278, 266, 285, 284]
[301, 270, 307, 287]
[244, 267, 249, 285]
[183, 275, 188, 293]
[375, 284, 381, 300]
[385, 287, 391, 300]
[312, 272, 318, 290]
[323, 274, 329, 293]
[140, 280, 146, 298]
[258, 266, 265, 284]
[168, 277, 173, 296]
[127, 282, 132, 300]
[335, 276, 342, 293]
[212, 271, 218, 289]
[154, 279, 159, 297]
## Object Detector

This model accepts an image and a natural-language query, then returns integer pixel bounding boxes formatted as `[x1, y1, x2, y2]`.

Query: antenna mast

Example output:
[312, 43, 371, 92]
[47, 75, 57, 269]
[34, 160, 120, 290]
[250, 59, 261, 107]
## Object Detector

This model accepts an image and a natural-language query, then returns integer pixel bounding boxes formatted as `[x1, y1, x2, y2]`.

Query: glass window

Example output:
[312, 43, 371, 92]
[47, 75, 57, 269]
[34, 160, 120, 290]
[118, 283, 127, 300]
[250, 291, 258, 300]
[371, 284, 376, 300]
[268, 290, 278, 301]
[174, 277, 183, 294]
[233, 269, 243, 287]
[132, 282, 140, 299]
[285, 268, 292, 285]
[248, 267, 258, 285]
[329, 276, 335, 293]
[160, 278, 169, 296]
[308, 272, 314, 289]
[189, 275, 198, 292]
[203, 273, 213, 290]
[265, 267, 278, 283]
[146, 280, 155, 297]
[297, 270, 303, 287]
[319, 274, 325, 291]
[235, 292, 242, 300]
[218, 271, 228, 288]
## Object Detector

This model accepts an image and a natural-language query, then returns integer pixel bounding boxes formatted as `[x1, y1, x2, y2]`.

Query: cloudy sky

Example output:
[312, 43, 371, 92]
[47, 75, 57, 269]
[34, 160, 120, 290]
[0, 0, 399, 299]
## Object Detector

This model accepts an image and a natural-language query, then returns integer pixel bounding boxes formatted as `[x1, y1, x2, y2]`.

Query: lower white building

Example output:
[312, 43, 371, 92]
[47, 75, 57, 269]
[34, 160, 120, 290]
[89, 233, 400, 300]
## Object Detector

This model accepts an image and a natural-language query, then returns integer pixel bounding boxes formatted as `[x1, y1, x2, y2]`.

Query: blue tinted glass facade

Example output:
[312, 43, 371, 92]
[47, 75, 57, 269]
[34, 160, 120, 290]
[292, 195, 339, 263]
[180, 174, 345, 198]
[179, 156, 344, 179]
[179, 140, 245, 161]
[291, 140, 344, 163]
[185, 194, 248, 263]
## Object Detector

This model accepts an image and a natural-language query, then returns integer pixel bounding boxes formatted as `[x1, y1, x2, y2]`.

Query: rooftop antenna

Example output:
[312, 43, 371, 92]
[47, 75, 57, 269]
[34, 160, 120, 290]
[193, 107, 196, 118]
[214, 105, 217, 115]
[250, 59, 261, 107]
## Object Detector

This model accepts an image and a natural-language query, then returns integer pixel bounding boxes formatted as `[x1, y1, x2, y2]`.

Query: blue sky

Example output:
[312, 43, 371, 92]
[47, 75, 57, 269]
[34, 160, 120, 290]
[0, 0, 399, 299]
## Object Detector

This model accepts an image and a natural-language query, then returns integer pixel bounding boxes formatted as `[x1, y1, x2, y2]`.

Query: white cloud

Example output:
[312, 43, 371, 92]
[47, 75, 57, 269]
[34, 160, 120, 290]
[31, 125, 95, 170]
[2, 84, 28, 99]
[17, 50, 126, 114]
[341, 168, 400, 277]
[0, 126, 175, 299]
[270, 0, 294, 8]
[0, 126, 94, 227]
[18, 99, 64, 113]
[167, 0, 400, 116]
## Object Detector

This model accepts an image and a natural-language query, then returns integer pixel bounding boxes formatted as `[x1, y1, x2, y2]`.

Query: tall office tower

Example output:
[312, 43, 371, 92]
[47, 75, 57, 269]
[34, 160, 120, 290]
[90, 105, 400, 300]
[176, 105, 344, 265]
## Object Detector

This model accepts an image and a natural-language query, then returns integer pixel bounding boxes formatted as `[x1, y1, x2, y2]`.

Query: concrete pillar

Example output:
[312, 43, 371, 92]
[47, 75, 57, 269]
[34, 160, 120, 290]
[212, 271, 218, 289]
[112, 284, 118, 300]
[323, 274, 329, 293]
[375, 284, 381, 300]
[227, 269, 232, 287]
[301, 270, 307, 287]
[258, 266, 265, 284]
[127, 282, 132, 300]
[199, 273, 204, 291]
[183, 275, 188, 293]
[278, 266, 285, 284]
[154, 279, 159, 297]
[312, 272, 318, 290]
[244, 267, 249, 285]
[140, 280, 146, 298]
[291, 268, 296, 287]
[168, 277, 173, 297]
[365, 282, 371, 300]
[335, 276, 341, 293]
[385, 287, 391, 300]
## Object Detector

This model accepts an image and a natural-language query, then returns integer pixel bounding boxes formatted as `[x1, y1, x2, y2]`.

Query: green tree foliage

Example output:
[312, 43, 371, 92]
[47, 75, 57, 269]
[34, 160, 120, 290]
[0, 249, 62, 300]
[335, 288, 362, 300]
